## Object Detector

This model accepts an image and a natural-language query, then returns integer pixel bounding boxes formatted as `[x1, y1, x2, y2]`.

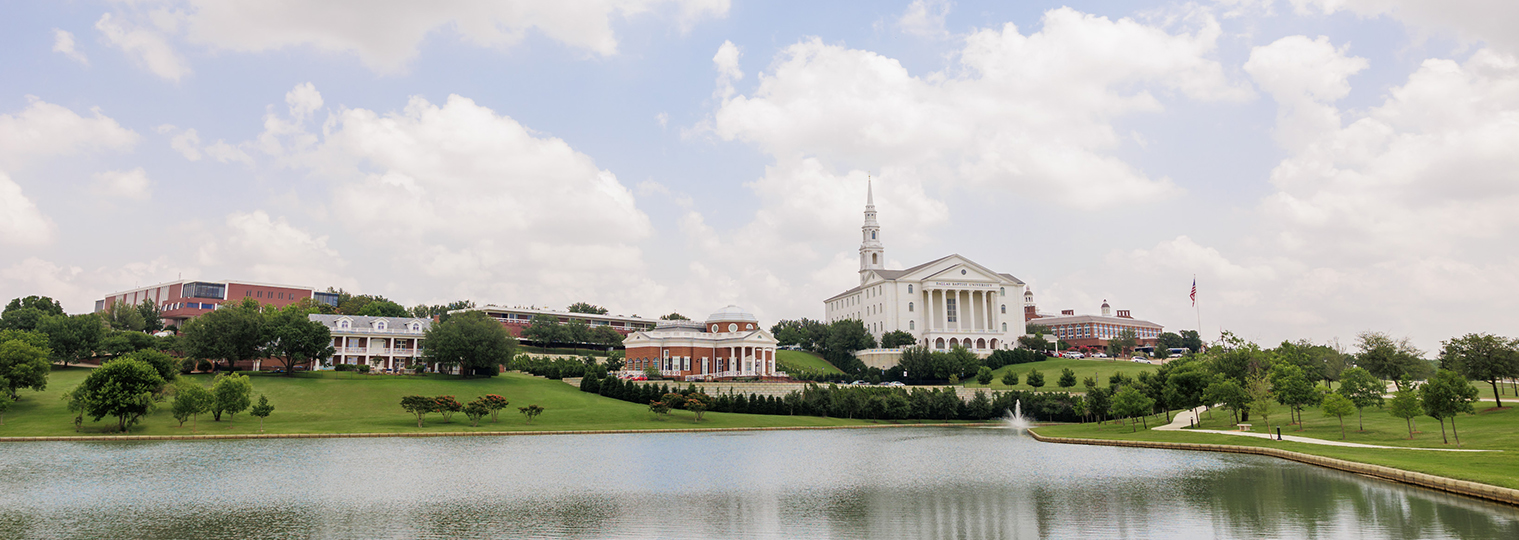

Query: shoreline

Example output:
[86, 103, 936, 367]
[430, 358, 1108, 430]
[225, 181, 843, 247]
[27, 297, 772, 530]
[0, 421, 1001, 443]
[1027, 428, 1519, 508]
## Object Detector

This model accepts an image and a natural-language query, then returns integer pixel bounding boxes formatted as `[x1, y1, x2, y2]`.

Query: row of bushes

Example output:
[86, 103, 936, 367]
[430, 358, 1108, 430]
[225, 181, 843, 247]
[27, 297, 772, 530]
[577, 371, 1084, 422]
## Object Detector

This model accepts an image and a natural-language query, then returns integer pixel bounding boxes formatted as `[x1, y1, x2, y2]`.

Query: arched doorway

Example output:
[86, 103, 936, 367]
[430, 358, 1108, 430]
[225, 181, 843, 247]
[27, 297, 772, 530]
[990, 339, 999, 349]
[949, 338, 959, 348]
[976, 338, 986, 349]
[935, 337, 946, 349]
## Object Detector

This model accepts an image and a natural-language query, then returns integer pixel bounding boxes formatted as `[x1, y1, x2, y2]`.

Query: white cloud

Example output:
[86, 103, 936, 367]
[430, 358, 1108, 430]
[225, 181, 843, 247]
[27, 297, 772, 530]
[197, 210, 358, 291]
[53, 29, 88, 64]
[712, 40, 743, 100]
[160, 124, 255, 165]
[1244, 35, 1368, 150]
[95, 12, 192, 82]
[163, 0, 729, 73]
[898, 0, 953, 38]
[92, 168, 153, 200]
[0, 97, 139, 169]
[1289, 0, 1519, 54]
[0, 256, 198, 313]
[0, 171, 56, 246]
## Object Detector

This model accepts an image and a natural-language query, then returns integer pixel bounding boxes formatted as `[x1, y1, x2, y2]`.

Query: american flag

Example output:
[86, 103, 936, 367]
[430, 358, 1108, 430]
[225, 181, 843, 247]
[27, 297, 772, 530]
[1190, 278, 1197, 306]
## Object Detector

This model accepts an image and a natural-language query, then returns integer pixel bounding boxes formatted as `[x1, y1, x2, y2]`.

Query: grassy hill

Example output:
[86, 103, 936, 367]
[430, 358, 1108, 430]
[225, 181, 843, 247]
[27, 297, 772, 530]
[963, 357, 1159, 392]
[0, 367, 890, 438]
[776, 350, 844, 375]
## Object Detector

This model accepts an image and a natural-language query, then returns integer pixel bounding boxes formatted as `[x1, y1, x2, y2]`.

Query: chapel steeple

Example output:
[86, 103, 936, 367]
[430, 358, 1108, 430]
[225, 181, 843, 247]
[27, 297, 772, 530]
[860, 176, 884, 283]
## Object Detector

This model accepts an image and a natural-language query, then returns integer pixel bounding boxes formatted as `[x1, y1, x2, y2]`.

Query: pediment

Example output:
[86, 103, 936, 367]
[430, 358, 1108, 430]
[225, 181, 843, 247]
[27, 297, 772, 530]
[901, 255, 1011, 285]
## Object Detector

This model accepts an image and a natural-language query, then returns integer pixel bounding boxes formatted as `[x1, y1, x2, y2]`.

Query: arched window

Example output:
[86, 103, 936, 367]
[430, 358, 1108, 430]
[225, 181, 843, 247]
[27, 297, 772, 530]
[1000, 287, 1005, 296]
[1002, 322, 1008, 331]
[908, 302, 914, 312]
[338, 320, 350, 329]
[872, 253, 878, 264]
[909, 320, 915, 330]
[376, 320, 387, 330]
[871, 231, 876, 239]
[1000, 305, 1006, 314]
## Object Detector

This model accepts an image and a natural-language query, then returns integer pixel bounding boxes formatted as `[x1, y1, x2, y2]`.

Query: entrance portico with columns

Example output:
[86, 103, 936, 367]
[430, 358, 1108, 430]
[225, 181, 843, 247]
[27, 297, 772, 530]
[823, 180, 1027, 355]
[621, 305, 782, 381]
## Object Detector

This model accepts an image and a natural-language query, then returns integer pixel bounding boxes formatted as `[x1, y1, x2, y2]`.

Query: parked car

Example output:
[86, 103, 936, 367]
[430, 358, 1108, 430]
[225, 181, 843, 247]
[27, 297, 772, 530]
[851, 380, 868, 385]
[1092, 353, 1108, 359]
[1061, 351, 1084, 359]
[883, 381, 906, 387]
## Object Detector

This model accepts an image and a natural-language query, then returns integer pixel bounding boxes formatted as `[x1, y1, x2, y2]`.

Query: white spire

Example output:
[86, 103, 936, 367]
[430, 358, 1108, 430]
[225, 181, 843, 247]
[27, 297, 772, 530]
[867, 176, 874, 207]
[859, 175, 884, 281]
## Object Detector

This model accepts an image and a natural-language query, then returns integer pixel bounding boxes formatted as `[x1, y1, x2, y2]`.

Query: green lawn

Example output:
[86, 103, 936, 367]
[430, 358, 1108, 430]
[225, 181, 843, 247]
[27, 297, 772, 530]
[0, 367, 909, 437]
[1034, 404, 1519, 490]
[777, 350, 843, 375]
[963, 357, 1158, 392]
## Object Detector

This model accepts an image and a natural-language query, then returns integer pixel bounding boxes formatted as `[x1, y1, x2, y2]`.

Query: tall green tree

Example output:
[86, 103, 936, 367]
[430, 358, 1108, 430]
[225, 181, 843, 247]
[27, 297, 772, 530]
[103, 300, 146, 331]
[1026, 368, 1045, 391]
[821, 319, 874, 373]
[39, 313, 105, 367]
[520, 314, 564, 346]
[137, 299, 163, 333]
[563, 319, 593, 345]
[590, 325, 624, 347]
[1057, 368, 1077, 388]
[1108, 328, 1138, 356]
[1355, 331, 1431, 385]
[1179, 330, 1203, 352]
[1420, 369, 1479, 447]
[1110, 386, 1155, 431]
[1438, 333, 1519, 409]
[119, 349, 179, 382]
[0, 338, 50, 399]
[211, 372, 253, 422]
[1163, 362, 1211, 417]
[422, 310, 518, 377]
[567, 302, 609, 315]
[1388, 385, 1422, 439]
[1, 296, 65, 331]
[357, 300, 408, 317]
[1336, 367, 1385, 431]
[76, 358, 164, 432]
[880, 330, 916, 348]
[1269, 363, 1319, 429]
[181, 298, 265, 370]
[264, 303, 335, 374]
[1203, 380, 1250, 424]
[171, 379, 214, 432]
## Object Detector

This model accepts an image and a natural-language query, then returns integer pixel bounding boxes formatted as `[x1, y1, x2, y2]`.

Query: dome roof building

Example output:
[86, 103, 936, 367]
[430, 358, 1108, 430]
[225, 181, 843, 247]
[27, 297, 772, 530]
[623, 305, 780, 381]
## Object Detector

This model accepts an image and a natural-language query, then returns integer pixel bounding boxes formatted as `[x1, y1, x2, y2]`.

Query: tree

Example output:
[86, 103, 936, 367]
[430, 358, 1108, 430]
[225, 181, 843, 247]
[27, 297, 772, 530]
[659, 312, 690, 321]
[39, 313, 105, 367]
[1336, 367, 1384, 431]
[76, 358, 164, 432]
[1156, 332, 1185, 352]
[519, 404, 545, 424]
[1, 295, 65, 331]
[357, 300, 408, 317]
[1057, 368, 1077, 388]
[434, 395, 463, 422]
[564, 319, 593, 345]
[567, 302, 609, 315]
[821, 319, 875, 372]
[248, 394, 274, 432]
[1319, 393, 1355, 439]
[423, 311, 517, 376]
[171, 380, 214, 432]
[976, 366, 994, 385]
[881, 330, 916, 348]
[1179, 330, 1203, 352]
[264, 303, 335, 374]
[1110, 386, 1155, 431]
[0, 387, 10, 425]
[685, 393, 711, 422]
[1388, 386, 1422, 439]
[181, 298, 265, 370]
[0, 339, 50, 399]
[1439, 333, 1519, 409]
[1355, 331, 1431, 384]
[1421, 369, 1479, 447]
[1026, 368, 1045, 391]
[520, 314, 564, 346]
[1084, 387, 1111, 422]
[591, 325, 624, 347]
[1001, 370, 1019, 386]
[102, 299, 146, 332]
[1245, 372, 1273, 429]
[409, 300, 475, 321]
[133, 299, 163, 333]
[479, 394, 510, 422]
[401, 395, 436, 427]
[1108, 328, 1138, 357]
[1269, 363, 1319, 429]
[211, 372, 253, 422]
[102, 330, 156, 357]
[119, 349, 179, 382]
[1203, 380, 1250, 424]
[1163, 362, 1210, 417]
[464, 398, 489, 427]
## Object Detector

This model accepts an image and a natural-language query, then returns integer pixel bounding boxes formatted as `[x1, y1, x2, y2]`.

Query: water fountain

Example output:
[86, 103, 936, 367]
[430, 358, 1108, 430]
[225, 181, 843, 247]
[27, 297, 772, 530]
[1003, 399, 1031, 431]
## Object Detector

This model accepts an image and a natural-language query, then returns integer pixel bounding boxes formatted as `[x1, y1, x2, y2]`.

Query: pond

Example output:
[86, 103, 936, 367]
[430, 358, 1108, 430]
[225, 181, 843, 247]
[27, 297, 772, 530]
[1, 427, 1515, 539]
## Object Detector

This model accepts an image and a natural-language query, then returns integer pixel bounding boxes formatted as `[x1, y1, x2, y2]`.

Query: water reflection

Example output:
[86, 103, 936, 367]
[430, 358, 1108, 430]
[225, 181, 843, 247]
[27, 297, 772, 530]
[0, 428, 1514, 539]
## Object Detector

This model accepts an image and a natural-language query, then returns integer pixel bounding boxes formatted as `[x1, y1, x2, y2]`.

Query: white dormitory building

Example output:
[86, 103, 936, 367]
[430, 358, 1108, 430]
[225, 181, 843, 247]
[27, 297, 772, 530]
[309, 314, 431, 372]
[823, 181, 1027, 357]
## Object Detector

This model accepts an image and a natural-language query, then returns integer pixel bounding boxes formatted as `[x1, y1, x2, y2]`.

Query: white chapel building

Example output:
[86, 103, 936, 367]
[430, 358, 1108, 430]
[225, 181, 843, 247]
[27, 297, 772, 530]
[823, 181, 1027, 353]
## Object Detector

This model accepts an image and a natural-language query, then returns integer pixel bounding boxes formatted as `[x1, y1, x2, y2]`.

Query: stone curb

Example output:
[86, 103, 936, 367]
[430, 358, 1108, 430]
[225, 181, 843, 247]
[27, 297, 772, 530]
[0, 422, 999, 443]
[1026, 429, 1519, 507]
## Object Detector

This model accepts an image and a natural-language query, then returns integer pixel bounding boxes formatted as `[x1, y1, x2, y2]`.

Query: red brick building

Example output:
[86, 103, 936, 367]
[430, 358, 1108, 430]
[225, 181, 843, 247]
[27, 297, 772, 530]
[621, 305, 780, 381]
[1023, 290, 1162, 353]
[455, 305, 659, 340]
[96, 280, 339, 328]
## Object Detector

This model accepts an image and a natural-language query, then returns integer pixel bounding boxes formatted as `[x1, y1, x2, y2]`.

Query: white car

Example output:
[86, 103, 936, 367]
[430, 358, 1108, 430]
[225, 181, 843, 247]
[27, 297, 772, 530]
[1062, 352, 1084, 359]
[1092, 353, 1108, 358]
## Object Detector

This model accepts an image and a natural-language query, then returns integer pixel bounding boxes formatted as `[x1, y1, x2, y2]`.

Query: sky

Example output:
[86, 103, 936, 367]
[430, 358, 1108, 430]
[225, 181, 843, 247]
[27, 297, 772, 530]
[2, 0, 1517, 353]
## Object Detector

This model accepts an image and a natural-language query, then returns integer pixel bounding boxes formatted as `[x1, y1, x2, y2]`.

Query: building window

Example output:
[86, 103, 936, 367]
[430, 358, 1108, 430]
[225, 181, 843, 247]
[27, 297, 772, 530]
[1001, 305, 1006, 314]
[946, 298, 957, 322]
[908, 284, 913, 293]
[908, 302, 914, 312]
[245, 291, 251, 297]
[1002, 322, 1007, 331]
[1000, 287, 1005, 296]
[376, 321, 387, 330]
[871, 231, 876, 239]
[728, 323, 738, 332]
[909, 320, 915, 330]
[256, 291, 263, 298]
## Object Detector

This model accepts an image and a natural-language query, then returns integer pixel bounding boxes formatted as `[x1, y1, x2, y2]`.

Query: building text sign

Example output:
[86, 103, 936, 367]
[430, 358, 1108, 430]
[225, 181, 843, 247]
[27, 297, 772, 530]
[931, 281, 996, 288]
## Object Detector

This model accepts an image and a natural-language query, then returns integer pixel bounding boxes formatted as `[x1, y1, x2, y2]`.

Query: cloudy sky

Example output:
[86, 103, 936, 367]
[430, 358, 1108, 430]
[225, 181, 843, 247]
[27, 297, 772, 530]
[2, 0, 1517, 352]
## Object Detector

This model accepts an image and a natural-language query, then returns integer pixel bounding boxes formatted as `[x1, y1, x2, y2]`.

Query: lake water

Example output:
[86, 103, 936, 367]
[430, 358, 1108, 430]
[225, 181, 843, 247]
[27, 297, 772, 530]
[1, 427, 1515, 539]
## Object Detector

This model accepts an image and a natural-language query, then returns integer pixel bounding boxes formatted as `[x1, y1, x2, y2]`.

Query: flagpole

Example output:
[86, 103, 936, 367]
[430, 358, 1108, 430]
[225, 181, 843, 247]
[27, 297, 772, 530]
[1194, 274, 1202, 345]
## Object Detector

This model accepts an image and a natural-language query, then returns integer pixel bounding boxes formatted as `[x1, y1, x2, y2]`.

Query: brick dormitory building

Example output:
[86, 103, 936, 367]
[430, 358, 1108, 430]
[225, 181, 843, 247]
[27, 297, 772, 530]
[95, 279, 339, 328]
[1023, 289, 1162, 352]
[621, 305, 781, 381]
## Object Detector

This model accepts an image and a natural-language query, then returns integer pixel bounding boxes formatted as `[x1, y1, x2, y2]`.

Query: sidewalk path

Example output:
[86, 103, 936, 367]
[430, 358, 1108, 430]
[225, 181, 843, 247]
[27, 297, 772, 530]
[1152, 406, 1493, 452]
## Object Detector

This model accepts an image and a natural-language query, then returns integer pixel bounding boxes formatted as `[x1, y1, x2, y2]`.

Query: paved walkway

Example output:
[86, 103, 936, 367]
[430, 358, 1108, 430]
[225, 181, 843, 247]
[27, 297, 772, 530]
[1153, 406, 1493, 452]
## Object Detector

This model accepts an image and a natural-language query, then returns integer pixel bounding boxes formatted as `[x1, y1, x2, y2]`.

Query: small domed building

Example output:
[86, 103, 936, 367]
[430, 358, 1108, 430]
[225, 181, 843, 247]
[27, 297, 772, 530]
[621, 305, 780, 381]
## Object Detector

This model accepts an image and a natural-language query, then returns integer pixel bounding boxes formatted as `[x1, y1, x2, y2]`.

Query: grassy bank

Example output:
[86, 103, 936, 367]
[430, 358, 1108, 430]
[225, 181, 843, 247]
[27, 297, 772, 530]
[963, 357, 1157, 392]
[0, 367, 909, 438]
[776, 350, 843, 375]
[1034, 405, 1519, 490]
